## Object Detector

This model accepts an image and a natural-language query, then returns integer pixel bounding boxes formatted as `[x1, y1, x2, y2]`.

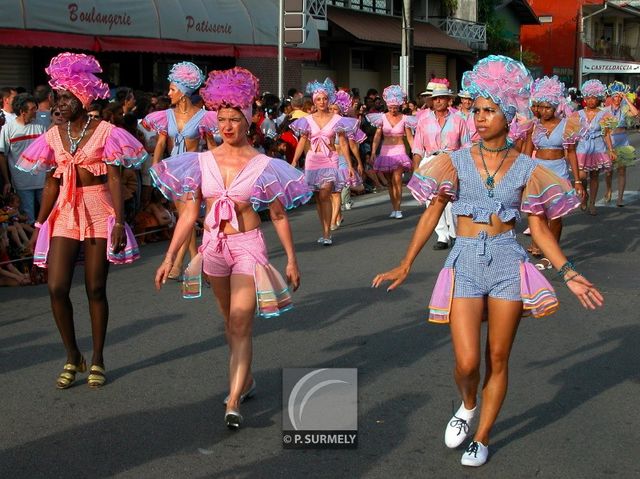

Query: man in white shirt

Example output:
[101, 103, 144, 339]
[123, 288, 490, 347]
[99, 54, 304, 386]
[0, 93, 46, 224]
[1, 87, 17, 124]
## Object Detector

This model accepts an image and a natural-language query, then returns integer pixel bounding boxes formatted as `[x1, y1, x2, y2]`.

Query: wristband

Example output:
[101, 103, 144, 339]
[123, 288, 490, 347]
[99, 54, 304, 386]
[34, 221, 43, 229]
[114, 222, 124, 228]
[557, 261, 575, 278]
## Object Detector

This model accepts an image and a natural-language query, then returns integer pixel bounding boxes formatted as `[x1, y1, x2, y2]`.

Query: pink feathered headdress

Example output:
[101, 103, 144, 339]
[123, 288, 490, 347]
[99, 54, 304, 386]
[461, 55, 532, 122]
[531, 75, 571, 117]
[167, 61, 205, 96]
[46, 52, 110, 108]
[431, 78, 450, 88]
[382, 85, 406, 106]
[200, 67, 259, 124]
[333, 90, 352, 115]
[581, 79, 607, 99]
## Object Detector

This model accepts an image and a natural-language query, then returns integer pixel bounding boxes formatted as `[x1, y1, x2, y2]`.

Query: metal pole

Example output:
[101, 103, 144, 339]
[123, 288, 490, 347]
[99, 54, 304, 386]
[278, 0, 284, 99]
[403, 0, 414, 99]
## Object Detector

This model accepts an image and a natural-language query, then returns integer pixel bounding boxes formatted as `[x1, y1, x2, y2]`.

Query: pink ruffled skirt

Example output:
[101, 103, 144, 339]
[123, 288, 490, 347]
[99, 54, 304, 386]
[374, 144, 412, 173]
[305, 151, 348, 192]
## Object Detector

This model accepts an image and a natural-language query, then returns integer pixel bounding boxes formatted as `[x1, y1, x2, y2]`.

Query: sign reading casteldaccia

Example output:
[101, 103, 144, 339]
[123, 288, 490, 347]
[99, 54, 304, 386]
[582, 58, 640, 74]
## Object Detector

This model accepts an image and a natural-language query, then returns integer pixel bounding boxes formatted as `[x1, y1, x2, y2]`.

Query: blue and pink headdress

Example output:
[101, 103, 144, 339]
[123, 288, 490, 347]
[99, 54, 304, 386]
[168, 61, 205, 96]
[199, 67, 259, 124]
[382, 84, 406, 107]
[46, 52, 110, 108]
[306, 78, 336, 104]
[581, 79, 607, 99]
[531, 75, 571, 117]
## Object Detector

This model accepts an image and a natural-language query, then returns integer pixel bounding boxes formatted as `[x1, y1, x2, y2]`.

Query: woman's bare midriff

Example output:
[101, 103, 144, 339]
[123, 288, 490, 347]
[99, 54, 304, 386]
[456, 215, 516, 238]
[167, 137, 201, 153]
[383, 136, 405, 146]
[60, 166, 107, 187]
[204, 198, 261, 234]
[535, 148, 565, 160]
[612, 127, 626, 135]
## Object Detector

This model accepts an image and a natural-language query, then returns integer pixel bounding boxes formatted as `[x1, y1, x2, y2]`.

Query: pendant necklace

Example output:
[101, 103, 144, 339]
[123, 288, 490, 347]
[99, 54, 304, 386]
[479, 144, 511, 198]
[67, 116, 92, 154]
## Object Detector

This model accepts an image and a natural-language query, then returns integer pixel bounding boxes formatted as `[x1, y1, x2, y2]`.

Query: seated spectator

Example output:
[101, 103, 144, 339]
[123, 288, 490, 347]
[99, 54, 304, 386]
[0, 227, 32, 286]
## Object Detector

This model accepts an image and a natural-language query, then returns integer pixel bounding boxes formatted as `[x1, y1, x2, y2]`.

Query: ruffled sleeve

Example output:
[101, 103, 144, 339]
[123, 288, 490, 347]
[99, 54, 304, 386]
[250, 159, 312, 211]
[599, 111, 618, 131]
[335, 117, 366, 143]
[508, 113, 534, 143]
[407, 153, 458, 204]
[15, 132, 55, 174]
[198, 110, 218, 137]
[365, 112, 385, 128]
[141, 110, 169, 135]
[289, 117, 311, 137]
[404, 115, 418, 134]
[103, 126, 147, 168]
[563, 112, 586, 145]
[521, 165, 580, 219]
[149, 152, 201, 201]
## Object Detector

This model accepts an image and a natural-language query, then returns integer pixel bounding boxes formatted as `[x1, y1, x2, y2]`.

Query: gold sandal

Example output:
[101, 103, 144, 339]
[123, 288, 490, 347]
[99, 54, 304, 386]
[87, 365, 107, 389]
[56, 357, 86, 389]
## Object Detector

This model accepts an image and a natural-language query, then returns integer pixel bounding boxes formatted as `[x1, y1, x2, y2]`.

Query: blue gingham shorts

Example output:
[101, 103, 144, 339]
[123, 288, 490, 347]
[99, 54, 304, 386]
[444, 230, 526, 301]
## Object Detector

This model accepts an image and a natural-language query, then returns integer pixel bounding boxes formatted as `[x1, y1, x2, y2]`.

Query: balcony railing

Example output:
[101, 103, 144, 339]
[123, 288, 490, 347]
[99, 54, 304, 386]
[587, 41, 640, 61]
[430, 16, 487, 51]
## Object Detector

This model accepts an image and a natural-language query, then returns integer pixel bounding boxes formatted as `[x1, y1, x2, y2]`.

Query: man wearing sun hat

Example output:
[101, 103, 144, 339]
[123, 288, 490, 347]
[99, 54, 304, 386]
[456, 90, 479, 142]
[412, 81, 470, 250]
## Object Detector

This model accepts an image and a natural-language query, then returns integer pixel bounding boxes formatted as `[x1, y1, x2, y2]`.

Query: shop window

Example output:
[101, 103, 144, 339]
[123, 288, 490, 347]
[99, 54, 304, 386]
[352, 49, 376, 70]
[329, 0, 390, 14]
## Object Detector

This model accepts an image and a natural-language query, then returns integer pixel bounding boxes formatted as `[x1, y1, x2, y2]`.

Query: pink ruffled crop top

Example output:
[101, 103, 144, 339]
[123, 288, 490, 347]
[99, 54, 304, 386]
[366, 112, 415, 137]
[289, 114, 361, 156]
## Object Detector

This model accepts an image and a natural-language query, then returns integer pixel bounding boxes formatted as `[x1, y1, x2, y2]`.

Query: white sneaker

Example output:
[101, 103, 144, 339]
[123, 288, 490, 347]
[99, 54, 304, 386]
[323, 237, 333, 246]
[394, 211, 403, 219]
[344, 201, 353, 210]
[389, 211, 397, 218]
[317, 237, 325, 244]
[445, 402, 477, 448]
[461, 441, 489, 467]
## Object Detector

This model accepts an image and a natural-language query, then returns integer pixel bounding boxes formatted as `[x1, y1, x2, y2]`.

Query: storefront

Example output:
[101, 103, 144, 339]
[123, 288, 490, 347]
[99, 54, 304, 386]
[579, 58, 640, 88]
[0, 0, 320, 93]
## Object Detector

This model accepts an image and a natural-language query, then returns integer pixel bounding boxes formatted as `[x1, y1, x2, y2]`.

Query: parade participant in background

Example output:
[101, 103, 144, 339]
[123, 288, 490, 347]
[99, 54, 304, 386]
[456, 90, 479, 143]
[330, 89, 365, 229]
[152, 67, 310, 430]
[290, 78, 356, 245]
[143, 62, 217, 279]
[604, 81, 638, 207]
[17, 52, 146, 389]
[412, 82, 470, 250]
[0, 93, 46, 224]
[575, 79, 615, 215]
[523, 75, 585, 267]
[373, 55, 603, 468]
[367, 85, 416, 219]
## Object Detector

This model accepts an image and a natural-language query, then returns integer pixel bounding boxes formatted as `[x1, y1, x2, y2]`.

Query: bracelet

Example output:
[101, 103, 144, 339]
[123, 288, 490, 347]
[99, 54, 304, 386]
[573, 181, 582, 185]
[114, 222, 124, 228]
[557, 261, 575, 278]
[563, 272, 580, 284]
[34, 221, 43, 229]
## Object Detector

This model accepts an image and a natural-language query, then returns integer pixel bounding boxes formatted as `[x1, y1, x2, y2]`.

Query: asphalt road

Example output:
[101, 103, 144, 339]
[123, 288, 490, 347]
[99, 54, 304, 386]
[2, 137, 640, 478]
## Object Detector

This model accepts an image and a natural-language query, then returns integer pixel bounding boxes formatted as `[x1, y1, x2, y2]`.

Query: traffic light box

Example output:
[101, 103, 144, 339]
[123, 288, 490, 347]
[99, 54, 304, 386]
[284, 0, 306, 45]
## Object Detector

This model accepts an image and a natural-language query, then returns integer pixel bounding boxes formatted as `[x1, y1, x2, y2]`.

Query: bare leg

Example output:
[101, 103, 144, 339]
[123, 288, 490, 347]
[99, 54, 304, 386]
[83, 238, 110, 368]
[391, 168, 403, 211]
[316, 186, 333, 238]
[384, 172, 395, 211]
[604, 170, 613, 202]
[617, 166, 626, 205]
[588, 170, 599, 214]
[474, 298, 522, 445]
[449, 297, 484, 410]
[211, 274, 256, 413]
[171, 200, 195, 277]
[330, 192, 341, 228]
[47, 237, 82, 364]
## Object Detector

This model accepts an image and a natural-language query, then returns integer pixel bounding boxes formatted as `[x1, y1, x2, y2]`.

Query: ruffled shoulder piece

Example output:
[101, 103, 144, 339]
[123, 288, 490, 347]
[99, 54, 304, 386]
[563, 112, 587, 145]
[141, 110, 169, 135]
[407, 153, 458, 204]
[508, 113, 534, 142]
[199, 110, 218, 137]
[150, 152, 202, 201]
[15, 130, 56, 174]
[250, 157, 312, 211]
[289, 117, 311, 137]
[599, 109, 617, 131]
[365, 112, 385, 128]
[521, 165, 580, 219]
[334, 117, 366, 143]
[404, 115, 418, 133]
[103, 125, 147, 168]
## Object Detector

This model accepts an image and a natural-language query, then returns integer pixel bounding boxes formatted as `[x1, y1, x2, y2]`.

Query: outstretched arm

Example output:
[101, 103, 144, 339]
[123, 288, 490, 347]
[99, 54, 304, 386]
[269, 199, 300, 291]
[372, 194, 448, 291]
[291, 135, 308, 168]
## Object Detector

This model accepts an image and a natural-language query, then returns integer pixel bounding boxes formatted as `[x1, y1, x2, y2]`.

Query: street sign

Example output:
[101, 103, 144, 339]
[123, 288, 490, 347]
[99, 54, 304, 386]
[284, 0, 306, 45]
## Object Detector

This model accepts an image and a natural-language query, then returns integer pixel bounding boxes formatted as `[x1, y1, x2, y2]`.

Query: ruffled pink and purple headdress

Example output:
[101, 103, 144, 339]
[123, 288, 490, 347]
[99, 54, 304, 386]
[199, 67, 259, 124]
[168, 61, 205, 96]
[461, 55, 533, 122]
[581, 79, 607, 99]
[45, 52, 110, 108]
[333, 90, 352, 115]
[382, 84, 406, 107]
[607, 81, 630, 96]
[306, 78, 336, 104]
[531, 75, 571, 116]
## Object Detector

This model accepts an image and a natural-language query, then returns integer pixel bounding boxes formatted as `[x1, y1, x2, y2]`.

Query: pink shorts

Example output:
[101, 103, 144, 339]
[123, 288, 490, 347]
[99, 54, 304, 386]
[202, 227, 268, 277]
[51, 184, 114, 240]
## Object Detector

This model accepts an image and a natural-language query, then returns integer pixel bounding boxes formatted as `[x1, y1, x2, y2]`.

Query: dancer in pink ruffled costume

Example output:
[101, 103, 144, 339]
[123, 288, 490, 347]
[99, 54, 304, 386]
[367, 85, 416, 219]
[373, 56, 603, 468]
[153, 68, 311, 430]
[17, 53, 146, 389]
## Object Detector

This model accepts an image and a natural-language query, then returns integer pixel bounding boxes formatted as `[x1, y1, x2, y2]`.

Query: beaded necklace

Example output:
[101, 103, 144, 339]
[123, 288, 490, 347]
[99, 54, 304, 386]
[67, 116, 92, 155]
[479, 145, 511, 198]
